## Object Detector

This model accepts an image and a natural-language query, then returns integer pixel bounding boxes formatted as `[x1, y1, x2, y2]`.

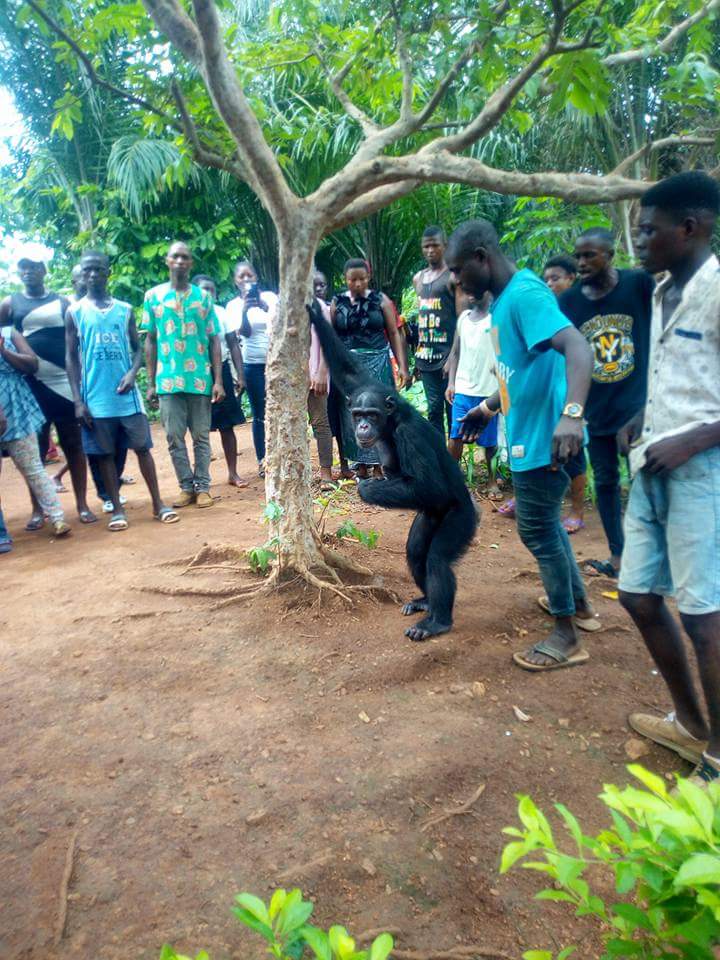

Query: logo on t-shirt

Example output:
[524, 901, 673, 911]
[580, 313, 636, 383]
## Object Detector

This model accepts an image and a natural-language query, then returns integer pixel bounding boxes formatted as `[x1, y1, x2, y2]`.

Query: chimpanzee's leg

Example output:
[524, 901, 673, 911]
[406, 500, 476, 642]
[403, 511, 441, 615]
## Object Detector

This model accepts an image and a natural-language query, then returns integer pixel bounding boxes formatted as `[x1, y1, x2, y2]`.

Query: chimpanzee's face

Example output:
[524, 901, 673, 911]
[351, 388, 396, 448]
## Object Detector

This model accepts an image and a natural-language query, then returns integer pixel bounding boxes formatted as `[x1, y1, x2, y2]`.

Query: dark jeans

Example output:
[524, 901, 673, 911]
[587, 433, 625, 558]
[513, 467, 586, 618]
[89, 448, 128, 502]
[419, 367, 452, 438]
[243, 363, 266, 463]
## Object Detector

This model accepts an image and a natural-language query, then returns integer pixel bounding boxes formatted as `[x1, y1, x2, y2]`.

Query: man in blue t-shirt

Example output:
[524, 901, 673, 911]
[65, 251, 179, 531]
[446, 219, 599, 672]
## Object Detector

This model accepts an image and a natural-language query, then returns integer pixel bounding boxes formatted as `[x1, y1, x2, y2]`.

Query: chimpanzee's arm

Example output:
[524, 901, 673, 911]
[357, 477, 422, 510]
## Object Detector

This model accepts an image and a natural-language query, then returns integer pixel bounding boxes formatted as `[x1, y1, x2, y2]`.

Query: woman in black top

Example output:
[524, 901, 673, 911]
[330, 259, 409, 478]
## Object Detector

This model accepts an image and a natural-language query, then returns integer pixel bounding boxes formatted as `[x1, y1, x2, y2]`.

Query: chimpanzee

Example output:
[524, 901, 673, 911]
[308, 301, 478, 641]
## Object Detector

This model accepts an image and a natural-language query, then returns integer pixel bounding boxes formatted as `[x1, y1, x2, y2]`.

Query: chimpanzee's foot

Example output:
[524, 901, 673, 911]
[405, 616, 452, 642]
[402, 596, 429, 616]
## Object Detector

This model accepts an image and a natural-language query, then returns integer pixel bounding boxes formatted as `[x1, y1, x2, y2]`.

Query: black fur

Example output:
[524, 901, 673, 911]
[308, 301, 478, 641]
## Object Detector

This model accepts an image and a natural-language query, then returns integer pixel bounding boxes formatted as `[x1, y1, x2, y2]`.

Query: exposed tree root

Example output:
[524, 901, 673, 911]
[54, 829, 78, 946]
[420, 783, 486, 832]
[141, 584, 249, 599]
[318, 540, 373, 576]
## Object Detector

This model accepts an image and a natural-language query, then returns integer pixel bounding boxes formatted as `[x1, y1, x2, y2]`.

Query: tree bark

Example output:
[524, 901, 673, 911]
[263, 209, 326, 575]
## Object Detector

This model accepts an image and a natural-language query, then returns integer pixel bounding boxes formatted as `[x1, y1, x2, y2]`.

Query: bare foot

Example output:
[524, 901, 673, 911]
[402, 596, 429, 616]
[228, 474, 249, 488]
[405, 615, 452, 642]
[355, 465, 369, 480]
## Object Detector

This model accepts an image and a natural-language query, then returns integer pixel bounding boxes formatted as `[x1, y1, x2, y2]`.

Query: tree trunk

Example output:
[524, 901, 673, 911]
[263, 214, 326, 576]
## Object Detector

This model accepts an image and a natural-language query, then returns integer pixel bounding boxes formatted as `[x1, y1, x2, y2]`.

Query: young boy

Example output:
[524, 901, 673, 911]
[617, 171, 720, 785]
[444, 292, 501, 498]
[65, 251, 179, 531]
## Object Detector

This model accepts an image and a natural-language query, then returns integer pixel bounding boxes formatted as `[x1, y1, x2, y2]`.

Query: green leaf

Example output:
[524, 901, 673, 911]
[535, 890, 577, 903]
[674, 778, 715, 837]
[611, 903, 654, 932]
[269, 889, 287, 920]
[628, 764, 669, 798]
[302, 926, 331, 960]
[232, 906, 274, 944]
[500, 840, 531, 874]
[675, 853, 720, 888]
[369, 932, 394, 960]
[522, 952, 553, 960]
[614, 861, 636, 895]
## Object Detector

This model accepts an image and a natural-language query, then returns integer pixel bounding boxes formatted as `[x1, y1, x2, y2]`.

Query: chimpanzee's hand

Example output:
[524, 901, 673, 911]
[551, 416, 584, 465]
[458, 404, 490, 442]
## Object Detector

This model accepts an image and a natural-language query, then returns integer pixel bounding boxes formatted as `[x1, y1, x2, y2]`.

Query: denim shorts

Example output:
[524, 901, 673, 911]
[450, 393, 499, 447]
[619, 447, 720, 615]
[82, 413, 153, 456]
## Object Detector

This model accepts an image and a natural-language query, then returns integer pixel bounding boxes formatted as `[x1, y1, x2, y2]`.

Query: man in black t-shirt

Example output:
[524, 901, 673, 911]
[412, 226, 459, 438]
[559, 228, 653, 577]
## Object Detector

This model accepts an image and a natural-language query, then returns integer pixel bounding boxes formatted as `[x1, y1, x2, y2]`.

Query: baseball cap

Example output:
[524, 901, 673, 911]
[16, 241, 54, 267]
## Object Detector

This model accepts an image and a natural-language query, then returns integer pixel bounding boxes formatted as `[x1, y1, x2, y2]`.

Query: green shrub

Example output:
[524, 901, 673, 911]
[502, 765, 720, 960]
[161, 888, 393, 960]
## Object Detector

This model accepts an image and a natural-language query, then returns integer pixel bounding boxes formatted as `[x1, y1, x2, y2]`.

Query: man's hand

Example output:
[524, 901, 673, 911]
[396, 370, 411, 390]
[116, 372, 136, 394]
[551, 415, 584, 464]
[458, 404, 491, 442]
[211, 381, 226, 404]
[74, 400, 94, 430]
[445, 383, 455, 405]
[146, 385, 158, 410]
[233, 378, 245, 396]
[310, 378, 328, 396]
[617, 409, 644, 455]
[644, 435, 694, 475]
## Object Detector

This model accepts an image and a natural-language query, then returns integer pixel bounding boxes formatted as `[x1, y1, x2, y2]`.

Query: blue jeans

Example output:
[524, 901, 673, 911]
[513, 466, 586, 618]
[243, 363, 266, 463]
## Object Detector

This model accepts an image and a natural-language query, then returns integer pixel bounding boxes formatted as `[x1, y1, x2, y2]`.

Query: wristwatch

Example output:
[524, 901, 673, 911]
[562, 402, 585, 419]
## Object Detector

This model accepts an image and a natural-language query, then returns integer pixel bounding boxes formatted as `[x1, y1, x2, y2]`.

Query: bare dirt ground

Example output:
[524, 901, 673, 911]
[0, 423, 688, 960]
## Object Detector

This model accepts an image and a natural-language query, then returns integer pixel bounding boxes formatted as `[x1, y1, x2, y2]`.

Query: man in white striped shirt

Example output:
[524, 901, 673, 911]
[617, 171, 720, 786]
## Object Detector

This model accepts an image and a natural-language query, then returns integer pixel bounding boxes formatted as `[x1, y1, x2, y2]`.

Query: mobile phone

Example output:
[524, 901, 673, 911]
[243, 281, 260, 303]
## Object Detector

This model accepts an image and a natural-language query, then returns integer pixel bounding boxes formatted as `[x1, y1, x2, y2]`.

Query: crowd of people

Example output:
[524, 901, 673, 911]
[1, 169, 718, 785]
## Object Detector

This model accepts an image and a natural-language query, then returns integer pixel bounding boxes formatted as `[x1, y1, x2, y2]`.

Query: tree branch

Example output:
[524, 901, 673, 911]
[314, 44, 380, 135]
[170, 80, 250, 182]
[25, 0, 177, 127]
[612, 134, 717, 176]
[326, 153, 648, 234]
[391, 1, 414, 121]
[602, 0, 720, 67]
[140, 0, 203, 64]
[143, 0, 295, 224]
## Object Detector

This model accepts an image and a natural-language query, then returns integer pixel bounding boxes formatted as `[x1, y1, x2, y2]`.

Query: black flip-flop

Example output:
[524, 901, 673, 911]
[583, 559, 617, 578]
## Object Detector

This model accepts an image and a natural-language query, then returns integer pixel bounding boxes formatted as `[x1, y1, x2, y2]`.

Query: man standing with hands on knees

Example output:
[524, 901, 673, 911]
[144, 242, 224, 508]
[446, 219, 600, 672]
[617, 172, 720, 786]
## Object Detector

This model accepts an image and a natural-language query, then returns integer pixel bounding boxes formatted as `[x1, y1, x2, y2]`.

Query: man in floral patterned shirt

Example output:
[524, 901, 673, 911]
[144, 241, 224, 508]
